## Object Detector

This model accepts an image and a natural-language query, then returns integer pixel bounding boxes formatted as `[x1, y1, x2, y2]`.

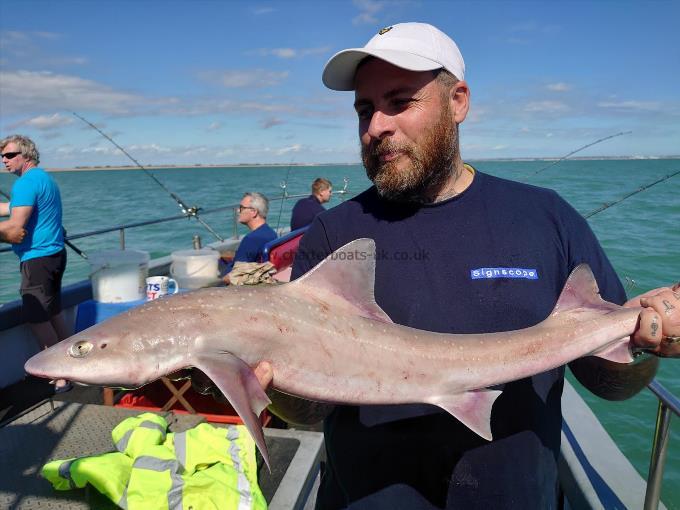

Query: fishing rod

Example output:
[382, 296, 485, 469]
[584, 168, 680, 219]
[338, 177, 350, 202]
[583, 166, 679, 293]
[523, 129, 678, 218]
[530, 131, 632, 176]
[275, 160, 293, 233]
[0, 187, 88, 259]
[72, 112, 224, 242]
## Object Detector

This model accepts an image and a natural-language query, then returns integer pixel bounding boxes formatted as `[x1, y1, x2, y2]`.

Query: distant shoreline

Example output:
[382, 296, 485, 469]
[45, 156, 680, 172]
[44, 162, 360, 172]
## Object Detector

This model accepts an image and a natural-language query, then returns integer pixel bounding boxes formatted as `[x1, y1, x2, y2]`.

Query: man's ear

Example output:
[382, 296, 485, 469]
[450, 80, 470, 123]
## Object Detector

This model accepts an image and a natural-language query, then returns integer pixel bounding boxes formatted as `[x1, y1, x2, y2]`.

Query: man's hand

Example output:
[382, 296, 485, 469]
[0, 205, 31, 244]
[626, 284, 680, 358]
[568, 283, 678, 400]
[253, 360, 274, 389]
[0, 222, 26, 244]
[192, 361, 273, 397]
[191, 360, 333, 425]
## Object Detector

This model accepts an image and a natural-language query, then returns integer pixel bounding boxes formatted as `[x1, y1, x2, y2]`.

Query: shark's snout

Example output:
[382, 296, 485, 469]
[25, 349, 58, 378]
[24, 335, 100, 382]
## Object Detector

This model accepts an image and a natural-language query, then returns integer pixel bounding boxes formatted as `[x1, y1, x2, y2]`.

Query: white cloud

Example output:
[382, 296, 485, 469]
[0, 30, 61, 47]
[0, 31, 87, 68]
[0, 70, 147, 115]
[215, 148, 236, 157]
[10, 113, 74, 130]
[524, 100, 569, 113]
[261, 117, 284, 129]
[128, 144, 171, 154]
[597, 100, 663, 112]
[252, 6, 275, 15]
[80, 145, 117, 154]
[352, 0, 385, 25]
[206, 121, 222, 131]
[248, 47, 330, 59]
[199, 69, 289, 88]
[276, 144, 301, 155]
[546, 82, 571, 92]
[239, 101, 293, 113]
[270, 48, 297, 59]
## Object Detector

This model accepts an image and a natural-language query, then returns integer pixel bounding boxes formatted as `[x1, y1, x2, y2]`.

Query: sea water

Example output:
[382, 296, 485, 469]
[1, 159, 678, 507]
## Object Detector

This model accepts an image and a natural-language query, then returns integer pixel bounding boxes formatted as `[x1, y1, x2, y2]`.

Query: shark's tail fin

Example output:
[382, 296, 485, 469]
[552, 264, 634, 363]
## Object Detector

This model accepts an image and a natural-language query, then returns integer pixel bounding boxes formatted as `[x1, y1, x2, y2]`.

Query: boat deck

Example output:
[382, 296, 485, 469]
[0, 399, 323, 510]
[0, 376, 102, 426]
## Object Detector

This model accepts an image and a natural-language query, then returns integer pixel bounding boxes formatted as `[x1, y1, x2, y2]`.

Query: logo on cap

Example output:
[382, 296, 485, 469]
[378, 26, 393, 35]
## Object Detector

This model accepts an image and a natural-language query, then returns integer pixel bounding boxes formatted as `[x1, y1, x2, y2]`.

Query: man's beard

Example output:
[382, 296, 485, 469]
[361, 106, 458, 204]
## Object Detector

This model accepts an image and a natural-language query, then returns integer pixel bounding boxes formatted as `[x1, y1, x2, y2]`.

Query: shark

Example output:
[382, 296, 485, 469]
[24, 238, 640, 468]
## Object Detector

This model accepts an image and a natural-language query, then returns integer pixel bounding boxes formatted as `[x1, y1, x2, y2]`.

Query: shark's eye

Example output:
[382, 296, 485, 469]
[70, 341, 93, 358]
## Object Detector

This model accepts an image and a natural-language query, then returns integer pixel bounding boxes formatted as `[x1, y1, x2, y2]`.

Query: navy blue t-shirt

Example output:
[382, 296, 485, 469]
[291, 170, 625, 509]
[291, 195, 325, 230]
[223, 223, 277, 273]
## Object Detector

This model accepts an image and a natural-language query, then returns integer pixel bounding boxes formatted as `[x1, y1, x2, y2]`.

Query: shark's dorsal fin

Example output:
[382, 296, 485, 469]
[550, 264, 634, 363]
[552, 264, 620, 315]
[291, 238, 393, 323]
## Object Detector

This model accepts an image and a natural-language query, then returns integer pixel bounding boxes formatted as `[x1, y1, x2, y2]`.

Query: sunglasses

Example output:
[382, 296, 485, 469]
[238, 205, 256, 213]
[1, 152, 21, 160]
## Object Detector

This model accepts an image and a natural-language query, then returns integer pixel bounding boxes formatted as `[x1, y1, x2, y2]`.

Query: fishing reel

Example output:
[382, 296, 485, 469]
[182, 205, 202, 218]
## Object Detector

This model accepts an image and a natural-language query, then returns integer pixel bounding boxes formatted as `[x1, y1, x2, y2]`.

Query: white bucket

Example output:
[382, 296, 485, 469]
[89, 249, 150, 303]
[170, 249, 220, 289]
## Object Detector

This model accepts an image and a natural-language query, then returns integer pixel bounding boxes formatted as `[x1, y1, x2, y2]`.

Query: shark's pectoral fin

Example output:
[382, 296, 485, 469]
[429, 389, 502, 441]
[194, 352, 272, 470]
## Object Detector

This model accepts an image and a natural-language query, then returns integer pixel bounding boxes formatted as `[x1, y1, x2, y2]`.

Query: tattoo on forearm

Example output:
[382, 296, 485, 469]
[651, 316, 658, 337]
[569, 356, 659, 400]
[662, 300, 675, 316]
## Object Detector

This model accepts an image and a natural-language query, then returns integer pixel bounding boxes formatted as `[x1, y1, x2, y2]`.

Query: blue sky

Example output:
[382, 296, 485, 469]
[1, 0, 678, 167]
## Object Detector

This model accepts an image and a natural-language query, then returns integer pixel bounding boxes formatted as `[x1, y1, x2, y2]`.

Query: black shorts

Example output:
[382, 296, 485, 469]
[20, 249, 67, 323]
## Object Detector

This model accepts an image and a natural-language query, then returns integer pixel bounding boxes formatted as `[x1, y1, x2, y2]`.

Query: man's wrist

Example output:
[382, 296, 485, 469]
[569, 354, 659, 401]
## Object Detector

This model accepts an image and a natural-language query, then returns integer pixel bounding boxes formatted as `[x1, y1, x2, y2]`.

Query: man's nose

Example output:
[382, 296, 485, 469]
[366, 110, 395, 140]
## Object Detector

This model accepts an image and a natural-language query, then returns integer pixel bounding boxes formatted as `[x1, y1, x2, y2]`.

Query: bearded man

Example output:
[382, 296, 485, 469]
[244, 23, 678, 509]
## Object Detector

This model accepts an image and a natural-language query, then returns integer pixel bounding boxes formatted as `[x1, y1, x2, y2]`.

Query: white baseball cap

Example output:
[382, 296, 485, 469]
[322, 22, 465, 91]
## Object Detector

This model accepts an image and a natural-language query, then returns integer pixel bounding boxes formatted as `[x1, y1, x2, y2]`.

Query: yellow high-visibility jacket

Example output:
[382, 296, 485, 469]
[42, 412, 267, 510]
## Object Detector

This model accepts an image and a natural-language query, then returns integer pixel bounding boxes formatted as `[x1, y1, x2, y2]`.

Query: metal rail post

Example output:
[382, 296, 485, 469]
[232, 208, 239, 239]
[643, 380, 680, 510]
[119, 228, 125, 250]
[643, 401, 673, 509]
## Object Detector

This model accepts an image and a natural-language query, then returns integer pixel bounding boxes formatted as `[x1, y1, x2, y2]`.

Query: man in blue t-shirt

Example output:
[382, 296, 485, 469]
[245, 23, 679, 509]
[221, 192, 277, 283]
[290, 177, 332, 230]
[1, 135, 70, 392]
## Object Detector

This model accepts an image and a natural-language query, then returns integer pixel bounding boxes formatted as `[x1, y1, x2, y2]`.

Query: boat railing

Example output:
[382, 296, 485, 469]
[0, 186, 677, 508]
[0, 190, 347, 253]
[644, 379, 679, 510]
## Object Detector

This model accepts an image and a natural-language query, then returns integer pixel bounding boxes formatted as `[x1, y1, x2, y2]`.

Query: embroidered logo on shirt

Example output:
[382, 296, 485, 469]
[470, 267, 539, 280]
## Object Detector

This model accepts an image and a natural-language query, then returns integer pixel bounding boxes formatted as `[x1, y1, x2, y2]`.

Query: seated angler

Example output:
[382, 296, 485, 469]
[221, 192, 277, 284]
